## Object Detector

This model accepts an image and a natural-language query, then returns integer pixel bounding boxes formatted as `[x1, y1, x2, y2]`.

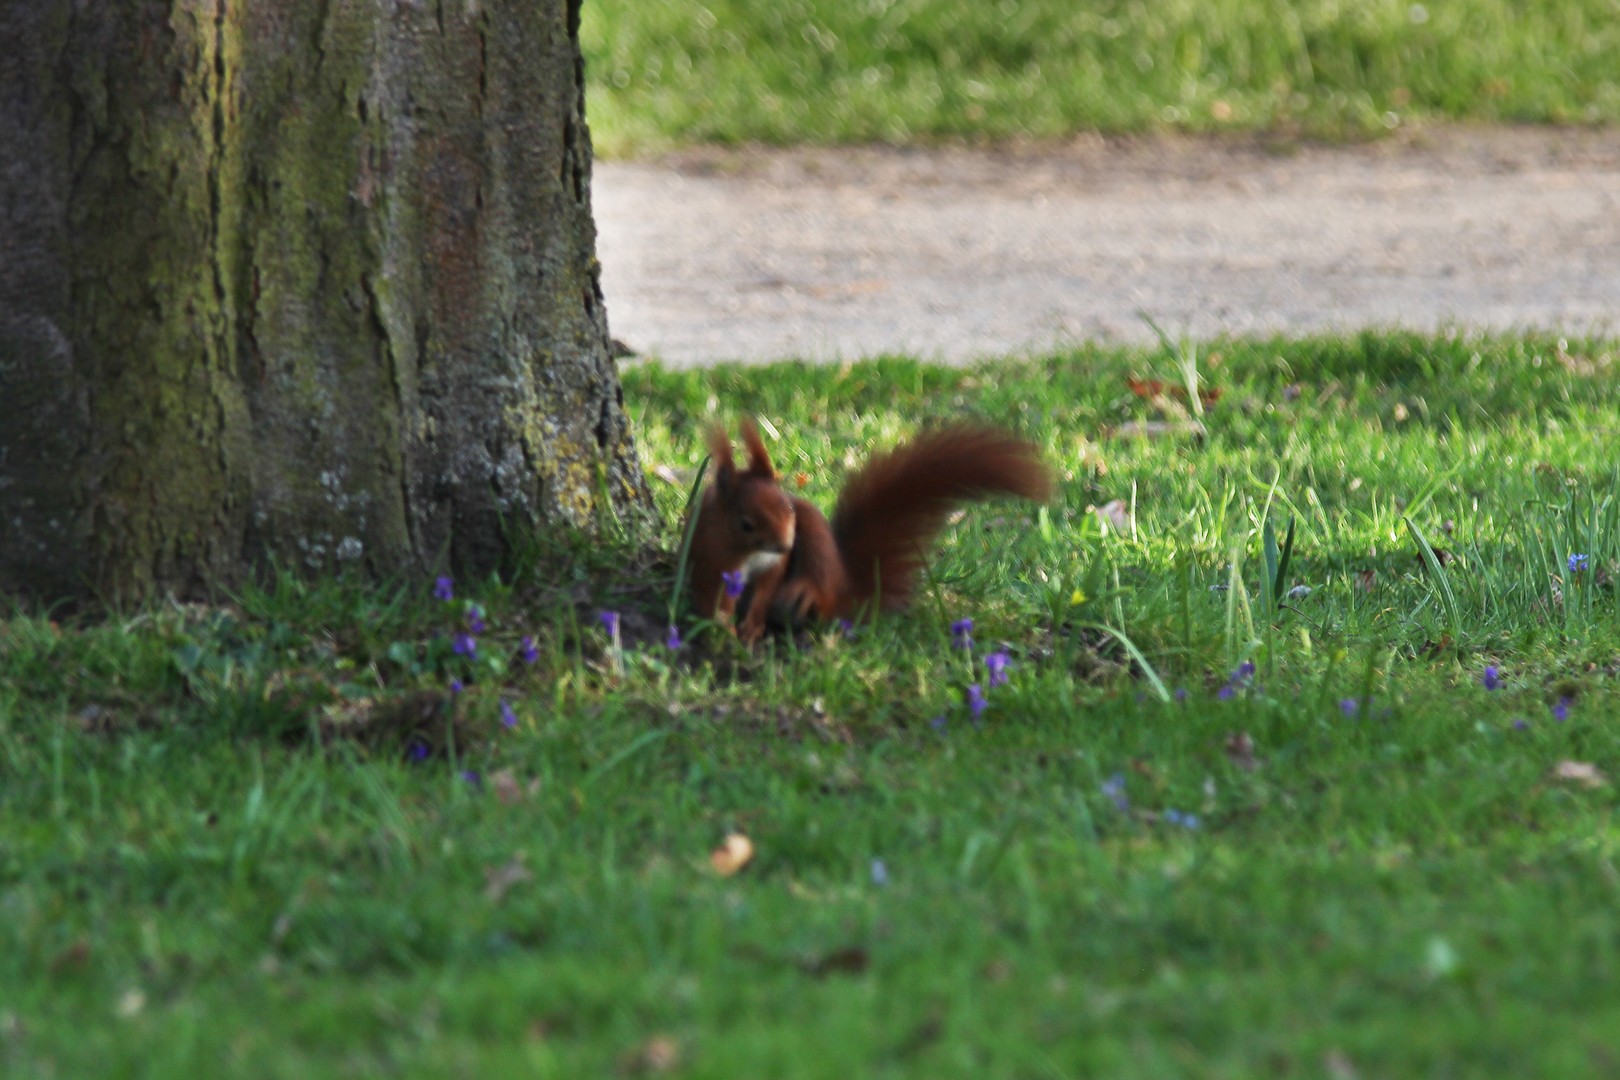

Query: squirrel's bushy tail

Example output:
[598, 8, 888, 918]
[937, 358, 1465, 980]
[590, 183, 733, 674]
[832, 425, 1052, 612]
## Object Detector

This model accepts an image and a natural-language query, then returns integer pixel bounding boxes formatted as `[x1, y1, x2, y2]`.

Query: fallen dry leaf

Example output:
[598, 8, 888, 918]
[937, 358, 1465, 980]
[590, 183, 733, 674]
[483, 854, 534, 903]
[710, 833, 754, 876]
[490, 768, 537, 806]
[1223, 731, 1258, 771]
[1551, 761, 1608, 789]
[619, 1034, 681, 1075]
[799, 945, 871, 978]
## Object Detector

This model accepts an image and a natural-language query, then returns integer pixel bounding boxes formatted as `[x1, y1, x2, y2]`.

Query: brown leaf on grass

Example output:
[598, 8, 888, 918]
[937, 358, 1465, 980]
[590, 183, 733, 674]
[490, 768, 537, 806]
[49, 939, 91, 974]
[1128, 758, 1160, 783]
[710, 833, 754, 877]
[1223, 731, 1258, 771]
[1550, 761, 1608, 789]
[483, 854, 534, 904]
[1126, 376, 1222, 409]
[618, 1034, 681, 1075]
[798, 945, 870, 978]
[1417, 635, 1453, 659]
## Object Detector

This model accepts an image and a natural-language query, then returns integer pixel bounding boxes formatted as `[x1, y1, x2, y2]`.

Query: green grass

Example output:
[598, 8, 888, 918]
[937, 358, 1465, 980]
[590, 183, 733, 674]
[581, 0, 1620, 153]
[6, 331, 1620, 1076]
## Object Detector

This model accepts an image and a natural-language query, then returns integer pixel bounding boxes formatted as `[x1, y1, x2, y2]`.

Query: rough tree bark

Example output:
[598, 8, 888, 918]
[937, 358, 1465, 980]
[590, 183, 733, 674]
[0, 0, 650, 607]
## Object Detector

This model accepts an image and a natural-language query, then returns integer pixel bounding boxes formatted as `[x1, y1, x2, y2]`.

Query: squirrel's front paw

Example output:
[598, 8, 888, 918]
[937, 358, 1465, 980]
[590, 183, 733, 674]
[770, 580, 821, 626]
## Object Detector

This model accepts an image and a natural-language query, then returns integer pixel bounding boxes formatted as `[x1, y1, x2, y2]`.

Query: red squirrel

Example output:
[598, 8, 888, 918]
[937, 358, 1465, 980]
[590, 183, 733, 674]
[688, 419, 1052, 643]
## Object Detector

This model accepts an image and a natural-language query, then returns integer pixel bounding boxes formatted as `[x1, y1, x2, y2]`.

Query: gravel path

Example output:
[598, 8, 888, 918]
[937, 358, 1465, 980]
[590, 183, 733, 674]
[593, 127, 1619, 365]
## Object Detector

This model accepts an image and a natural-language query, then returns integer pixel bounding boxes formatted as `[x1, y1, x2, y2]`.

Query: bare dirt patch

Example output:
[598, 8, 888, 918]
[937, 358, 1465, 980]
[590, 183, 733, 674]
[594, 126, 1619, 365]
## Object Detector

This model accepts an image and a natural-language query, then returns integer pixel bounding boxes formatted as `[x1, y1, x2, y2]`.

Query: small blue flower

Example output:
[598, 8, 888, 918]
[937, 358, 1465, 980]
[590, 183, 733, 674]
[499, 699, 518, 729]
[665, 624, 683, 650]
[1482, 665, 1501, 691]
[1217, 685, 1237, 701]
[929, 714, 948, 735]
[1174, 687, 1189, 702]
[870, 859, 889, 887]
[985, 650, 1010, 688]
[461, 770, 482, 787]
[598, 610, 620, 636]
[1553, 696, 1572, 722]
[519, 635, 539, 665]
[433, 576, 454, 602]
[449, 678, 464, 694]
[1511, 718, 1530, 732]
[452, 632, 477, 657]
[408, 741, 431, 762]
[1568, 553, 1591, 574]
[721, 570, 746, 599]
[1164, 809, 1201, 830]
[466, 606, 487, 635]
[1339, 697, 1361, 717]
[1101, 772, 1130, 812]
[951, 618, 975, 650]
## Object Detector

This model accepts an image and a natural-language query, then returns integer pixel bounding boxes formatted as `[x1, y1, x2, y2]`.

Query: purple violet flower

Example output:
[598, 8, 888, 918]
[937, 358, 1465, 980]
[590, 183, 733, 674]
[1512, 718, 1530, 732]
[1164, 809, 1201, 830]
[449, 678, 464, 694]
[1553, 696, 1572, 722]
[452, 631, 477, 657]
[519, 635, 539, 665]
[499, 699, 518, 729]
[721, 570, 746, 599]
[433, 576, 454, 602]
[929, 714, 948, 735]
[1482, 666, 1501, 691]
[598, 610, 620, 636]
[408, 741, 431, 762]
[985, 650, 1010, 688]
[1568, 553, 1590, 574]
[1339, 697, 1361, 717]
[965, 683, 987, 721]
[665, 624, 683, 650]
[467, 607, 487, 635]
[461, 770, 481, 788]
[951, 618, 974, 650]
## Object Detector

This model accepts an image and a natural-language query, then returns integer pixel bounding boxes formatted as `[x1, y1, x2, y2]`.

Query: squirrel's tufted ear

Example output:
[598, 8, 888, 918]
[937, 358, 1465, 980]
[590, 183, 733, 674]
[707, 422, 738, 494]
[739, 417, 777, 478]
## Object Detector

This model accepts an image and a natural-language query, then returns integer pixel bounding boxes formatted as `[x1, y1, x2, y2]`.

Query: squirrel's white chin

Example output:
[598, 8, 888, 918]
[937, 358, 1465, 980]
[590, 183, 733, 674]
[742, 550, 786, 577]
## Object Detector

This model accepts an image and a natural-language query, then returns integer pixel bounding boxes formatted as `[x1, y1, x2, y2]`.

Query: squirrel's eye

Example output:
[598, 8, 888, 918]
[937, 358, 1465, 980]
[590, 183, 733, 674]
[738, 518, 756, 533]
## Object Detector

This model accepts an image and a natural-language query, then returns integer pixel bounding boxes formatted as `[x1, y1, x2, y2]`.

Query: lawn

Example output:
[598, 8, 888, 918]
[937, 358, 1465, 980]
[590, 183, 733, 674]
[581, 0, 1620, 154]
[5, 332, 1620, 1076]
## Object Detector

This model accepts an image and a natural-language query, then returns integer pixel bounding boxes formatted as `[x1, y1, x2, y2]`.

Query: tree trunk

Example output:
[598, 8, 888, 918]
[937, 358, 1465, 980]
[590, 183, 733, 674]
[0, 0, 649, 607]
